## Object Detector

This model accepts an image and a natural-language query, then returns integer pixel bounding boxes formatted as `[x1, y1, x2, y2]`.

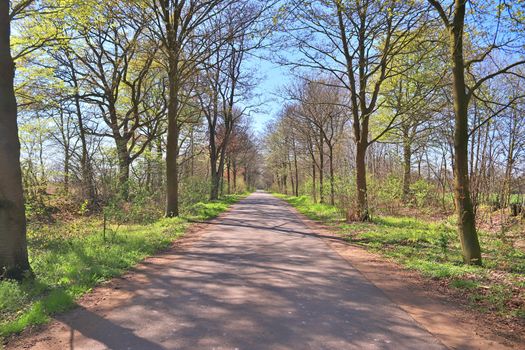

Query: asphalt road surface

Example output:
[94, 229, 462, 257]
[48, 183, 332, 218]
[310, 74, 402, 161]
[12, 192, 447, 350]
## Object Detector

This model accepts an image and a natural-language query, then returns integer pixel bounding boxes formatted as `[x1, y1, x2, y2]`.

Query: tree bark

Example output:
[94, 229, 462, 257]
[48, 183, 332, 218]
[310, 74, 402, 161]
[293, 142, 299, 197]
[328, 144, 335, 205]
[165, 18, 181, 216]
[115, 137, 130, 200]
[165, 98, 180, 216]
[448, 0, 482, 265]
[318, 130, 324, 203]
[402, 127, 412, 203]
[312, 161, 317, 203]
[0, 1, 31, 279]
[227, 157, 231, 194]
[355, 141, 369, 221]
[209, 140, 220, 200]
[233, 159, 237, 192]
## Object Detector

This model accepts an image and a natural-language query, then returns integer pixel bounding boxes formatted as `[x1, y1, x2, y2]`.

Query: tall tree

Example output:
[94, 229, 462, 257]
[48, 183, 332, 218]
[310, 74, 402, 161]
[73, 5, 161, 200]
[282, 0, 426, 220]
[428, 0, 525, 264]
[151, 0, 230, 216]
[0, 0, 31, 280]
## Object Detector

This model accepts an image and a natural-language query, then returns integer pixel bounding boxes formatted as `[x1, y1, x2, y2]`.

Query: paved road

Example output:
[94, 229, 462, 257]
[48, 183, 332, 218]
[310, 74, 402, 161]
[14, 192, 447, 350]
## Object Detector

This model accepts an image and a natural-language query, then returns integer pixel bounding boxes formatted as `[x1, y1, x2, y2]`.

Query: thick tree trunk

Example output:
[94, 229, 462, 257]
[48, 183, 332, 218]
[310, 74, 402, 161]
[115, 137, 130, 200]
[355, 141, 369, 221]
[165, 119, 179, 216]
[209, 130, 218, 199]
[209, 145, 220, 200]
[0, 2, 31, 279]
[210, 170, 220, 200]
[449, 1, 482, 265]
[165, 76, 180, 217]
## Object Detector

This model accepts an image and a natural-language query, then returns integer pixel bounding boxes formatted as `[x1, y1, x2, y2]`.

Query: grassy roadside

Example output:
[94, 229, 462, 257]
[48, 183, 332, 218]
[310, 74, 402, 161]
[0, 193, 247, 341]
[275, 193, 525, 321]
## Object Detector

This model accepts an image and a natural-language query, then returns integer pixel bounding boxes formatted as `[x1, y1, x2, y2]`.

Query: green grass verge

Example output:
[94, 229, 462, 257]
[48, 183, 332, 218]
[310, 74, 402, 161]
[276, 193, 525, 319]
[0, 193, 247, 340]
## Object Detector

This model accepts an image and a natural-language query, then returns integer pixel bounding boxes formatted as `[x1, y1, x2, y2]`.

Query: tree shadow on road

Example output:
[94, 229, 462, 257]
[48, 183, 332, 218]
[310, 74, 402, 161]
[57, 306, 165, 350]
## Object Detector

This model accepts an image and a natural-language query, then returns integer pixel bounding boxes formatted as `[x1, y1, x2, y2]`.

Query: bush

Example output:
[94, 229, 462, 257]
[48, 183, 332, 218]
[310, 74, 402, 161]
[179, 176, 210, 208]
[369, 175, 403, 214]
[409, 179, 439, 207]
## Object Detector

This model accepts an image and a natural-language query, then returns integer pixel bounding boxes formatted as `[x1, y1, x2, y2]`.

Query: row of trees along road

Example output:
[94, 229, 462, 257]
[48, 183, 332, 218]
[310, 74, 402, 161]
[0, 0, 269, 280]
[1, 0, 525, 279]
[266, 0, 525, 265]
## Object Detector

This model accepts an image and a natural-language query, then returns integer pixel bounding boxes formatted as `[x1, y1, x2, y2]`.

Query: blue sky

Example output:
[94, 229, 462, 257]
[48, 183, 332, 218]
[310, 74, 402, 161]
[245, 56, 292, 135]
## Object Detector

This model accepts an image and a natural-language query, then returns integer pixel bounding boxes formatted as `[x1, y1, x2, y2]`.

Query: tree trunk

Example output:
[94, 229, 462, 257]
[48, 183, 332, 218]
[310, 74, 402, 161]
[288, 158, 295, 197]
[293, 146, 299, 197]
[283, 170, 288, 195]
[355, 141, 369, 221]
[329, 145, 335, 205]
[211, 172, 220, 200]
[449, 1, 482, 265]
[0, 2, 31, 279]
[402, 127, 412, 203]
[165, 73, 180, 216]
[115, 137, 130, 200]
[319, 137, 324, 204]
[227, 157, 231, 194]
[233, 160, 237, 192]
[312, 162, 317, 203]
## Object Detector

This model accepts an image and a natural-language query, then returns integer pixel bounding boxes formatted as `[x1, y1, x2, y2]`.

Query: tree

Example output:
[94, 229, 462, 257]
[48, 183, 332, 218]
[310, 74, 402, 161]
[150, 0, 231, 217]
[380, 28, 447, 203]
[73, 4, 162, 200]
[0, 0, 31, 280]
[199, 2, 262, 200]
[288, 79, 348, 205]
[428, 0, 525, 264]
[281, 0, 427, 220]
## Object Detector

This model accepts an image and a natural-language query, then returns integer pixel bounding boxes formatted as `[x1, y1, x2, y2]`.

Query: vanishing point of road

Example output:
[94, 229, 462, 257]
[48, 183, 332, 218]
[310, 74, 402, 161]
[10, 192, 448, 350]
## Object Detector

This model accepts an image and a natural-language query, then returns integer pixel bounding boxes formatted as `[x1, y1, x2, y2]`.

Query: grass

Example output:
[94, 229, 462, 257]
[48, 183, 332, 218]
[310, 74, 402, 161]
[0, 193, 247, 341]
[277, 193, 525, 320]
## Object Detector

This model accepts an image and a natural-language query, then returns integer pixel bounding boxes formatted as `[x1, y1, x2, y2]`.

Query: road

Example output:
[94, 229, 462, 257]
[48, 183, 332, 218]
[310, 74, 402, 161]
[11, 192, 447, 350]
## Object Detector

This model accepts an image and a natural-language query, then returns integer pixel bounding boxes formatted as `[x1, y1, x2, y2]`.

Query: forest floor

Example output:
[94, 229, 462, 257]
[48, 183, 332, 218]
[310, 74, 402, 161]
[4, 192, 520, 349]
[0, 193, 246, 344]
[277, 193, 525, 347]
